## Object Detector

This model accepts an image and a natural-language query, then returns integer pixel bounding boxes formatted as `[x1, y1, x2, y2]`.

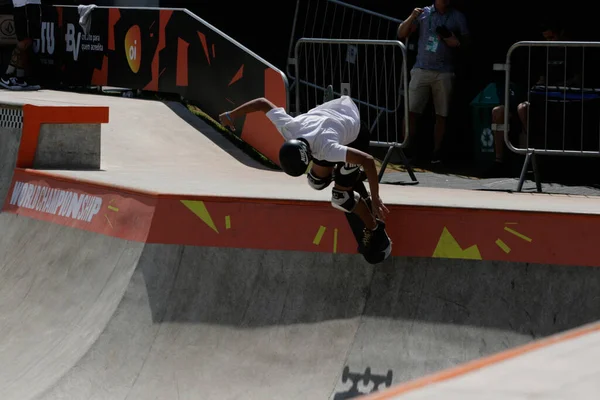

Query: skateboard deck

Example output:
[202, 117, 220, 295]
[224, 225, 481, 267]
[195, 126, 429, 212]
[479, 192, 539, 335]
[344, 179, 392, 264]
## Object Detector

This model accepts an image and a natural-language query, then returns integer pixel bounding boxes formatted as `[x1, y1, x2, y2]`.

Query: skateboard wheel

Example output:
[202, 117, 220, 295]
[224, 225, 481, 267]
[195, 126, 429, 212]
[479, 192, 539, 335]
[341, 366, 350, 383]
[363, 367, 371, 385]
[385, 370, 393, 386]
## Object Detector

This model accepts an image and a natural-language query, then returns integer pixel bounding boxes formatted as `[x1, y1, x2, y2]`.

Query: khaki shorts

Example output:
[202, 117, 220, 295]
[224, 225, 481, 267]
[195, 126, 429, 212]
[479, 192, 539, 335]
[408, 68, 455, 117]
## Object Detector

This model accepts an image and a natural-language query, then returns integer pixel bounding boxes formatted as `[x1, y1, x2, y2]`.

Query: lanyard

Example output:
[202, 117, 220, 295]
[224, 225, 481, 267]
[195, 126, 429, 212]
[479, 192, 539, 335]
[428, 9, 451, 32]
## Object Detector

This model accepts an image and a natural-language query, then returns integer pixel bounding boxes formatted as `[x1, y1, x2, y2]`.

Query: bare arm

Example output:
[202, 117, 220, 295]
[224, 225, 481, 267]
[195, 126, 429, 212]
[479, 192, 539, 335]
[228, 97, 277, 118]
[345, 148, 380, 198]
[397, 8, 422, 40]
[345, 148, 389, 219]
[219, 97, 277, 131]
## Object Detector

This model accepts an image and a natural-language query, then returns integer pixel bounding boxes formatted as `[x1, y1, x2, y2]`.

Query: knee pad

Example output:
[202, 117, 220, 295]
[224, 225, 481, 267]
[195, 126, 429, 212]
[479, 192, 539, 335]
[331, 188, 361, 213]
[334, 163, 362, 188]
[307, 170, 332, 190]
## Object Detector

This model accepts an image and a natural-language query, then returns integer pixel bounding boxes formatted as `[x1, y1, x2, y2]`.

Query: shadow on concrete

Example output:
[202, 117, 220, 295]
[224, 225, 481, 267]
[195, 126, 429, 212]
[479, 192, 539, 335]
[133, 244, 600, 394]
[138, 245, 600, 337]
[164, 101, 277, 172]
[7, 215, 600, 398]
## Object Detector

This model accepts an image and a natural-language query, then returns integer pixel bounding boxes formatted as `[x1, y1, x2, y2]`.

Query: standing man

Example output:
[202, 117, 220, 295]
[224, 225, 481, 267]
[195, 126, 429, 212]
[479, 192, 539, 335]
[0, 0, 41, 90]
[397, 0, 469, 164]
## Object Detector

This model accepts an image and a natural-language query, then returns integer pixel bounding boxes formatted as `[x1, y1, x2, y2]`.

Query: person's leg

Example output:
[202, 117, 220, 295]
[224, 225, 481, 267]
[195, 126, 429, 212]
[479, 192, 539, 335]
[307, 160, 335, 191]
[491, 105, 507, 163]
[330, 171, 375, 232]
[1, 5, 26, 88]
[430, 72, 455, 163]
[484, 104, 515, 178]
[1, 4, 40, 89]
[21, 3, 41, 85]
[331, 124, 390, 253]
[517, 101, 529, 148]
[403, 68, 431, 149]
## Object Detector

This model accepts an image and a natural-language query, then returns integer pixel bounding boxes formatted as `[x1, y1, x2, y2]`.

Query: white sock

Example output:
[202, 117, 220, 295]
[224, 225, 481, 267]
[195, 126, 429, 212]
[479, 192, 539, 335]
[5, 65, 15, 75]
[16, 69, 25, 78]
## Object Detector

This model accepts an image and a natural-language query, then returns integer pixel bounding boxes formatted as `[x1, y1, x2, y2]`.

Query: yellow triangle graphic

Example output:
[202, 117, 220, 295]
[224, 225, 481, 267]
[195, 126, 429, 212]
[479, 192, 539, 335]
[181, 200, 219, 233]
[433, 227, 481, 260]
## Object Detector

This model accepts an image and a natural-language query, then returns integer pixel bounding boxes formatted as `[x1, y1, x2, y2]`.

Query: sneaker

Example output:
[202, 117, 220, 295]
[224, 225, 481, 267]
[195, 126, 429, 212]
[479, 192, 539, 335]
[0, 75, 14, 89]
[0, 76, 26, 90]
[323, 84, 334, 103]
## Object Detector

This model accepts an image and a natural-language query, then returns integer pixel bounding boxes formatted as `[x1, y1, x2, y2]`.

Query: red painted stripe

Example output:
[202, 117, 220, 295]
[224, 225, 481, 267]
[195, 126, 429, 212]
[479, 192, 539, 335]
[5, 169, 600, 268]
[3, 170, 154, 242]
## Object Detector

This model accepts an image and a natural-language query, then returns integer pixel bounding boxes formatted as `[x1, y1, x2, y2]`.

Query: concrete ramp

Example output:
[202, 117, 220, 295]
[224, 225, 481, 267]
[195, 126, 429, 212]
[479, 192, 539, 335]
[0, 214, 143, 400]
[37, 246, 370, 400]
[1, 90, 600, 399]
[337, 258, 600, 396]
[1, 210, 600, 399]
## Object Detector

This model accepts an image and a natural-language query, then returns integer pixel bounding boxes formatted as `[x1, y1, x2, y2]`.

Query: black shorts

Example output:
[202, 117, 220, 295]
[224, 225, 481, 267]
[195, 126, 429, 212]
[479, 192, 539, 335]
[13, 3, 41, 42]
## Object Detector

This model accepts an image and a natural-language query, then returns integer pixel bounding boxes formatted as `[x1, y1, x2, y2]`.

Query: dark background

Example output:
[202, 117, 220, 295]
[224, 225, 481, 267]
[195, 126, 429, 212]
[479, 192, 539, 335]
[67, 0, 595, 91]
[50, 0, 600, 170]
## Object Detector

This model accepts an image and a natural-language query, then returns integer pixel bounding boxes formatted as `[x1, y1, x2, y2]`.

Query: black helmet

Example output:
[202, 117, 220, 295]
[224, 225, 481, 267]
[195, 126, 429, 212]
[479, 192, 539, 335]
[279, 139, 311, 177]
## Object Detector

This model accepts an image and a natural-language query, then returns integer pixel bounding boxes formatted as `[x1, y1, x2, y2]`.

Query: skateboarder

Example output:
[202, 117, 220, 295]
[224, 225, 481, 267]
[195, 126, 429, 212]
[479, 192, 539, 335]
[219, 89, 391, 258]
[0, 0, 41, 90]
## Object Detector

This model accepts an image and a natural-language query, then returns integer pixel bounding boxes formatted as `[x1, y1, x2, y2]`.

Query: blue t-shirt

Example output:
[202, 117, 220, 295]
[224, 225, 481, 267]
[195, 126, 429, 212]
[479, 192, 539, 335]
[413, 5, 469, 73]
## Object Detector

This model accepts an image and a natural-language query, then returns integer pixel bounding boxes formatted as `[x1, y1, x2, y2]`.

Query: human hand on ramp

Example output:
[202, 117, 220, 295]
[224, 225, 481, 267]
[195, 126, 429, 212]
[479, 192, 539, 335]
[219, 111, 236, 131]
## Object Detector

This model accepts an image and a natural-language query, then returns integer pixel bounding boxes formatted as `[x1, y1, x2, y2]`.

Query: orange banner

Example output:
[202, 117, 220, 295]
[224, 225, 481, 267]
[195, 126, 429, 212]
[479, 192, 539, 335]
[5, 170, 600, 268]
[3, 170, 155, 242]
[150, 197, 600, 268]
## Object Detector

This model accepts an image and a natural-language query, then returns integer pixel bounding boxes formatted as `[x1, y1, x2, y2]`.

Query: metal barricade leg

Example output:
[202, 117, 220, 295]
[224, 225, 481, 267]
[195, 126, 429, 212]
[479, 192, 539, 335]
[517, 152, 531, 192]
[517, 151, 542, 193]
[531, 152, 542, 192]
[378, 145, 417, 183]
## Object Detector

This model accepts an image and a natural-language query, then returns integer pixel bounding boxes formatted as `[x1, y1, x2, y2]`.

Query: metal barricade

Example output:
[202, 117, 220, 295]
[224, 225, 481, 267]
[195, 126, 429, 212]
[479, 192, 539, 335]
[498, 41, 600, 192]
[287, 0, 403, 99]
[294, 38, 416, 183]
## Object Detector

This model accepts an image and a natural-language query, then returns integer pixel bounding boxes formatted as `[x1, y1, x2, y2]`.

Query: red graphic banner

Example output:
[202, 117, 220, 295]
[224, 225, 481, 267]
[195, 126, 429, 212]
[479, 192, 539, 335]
[3, 170, 156, 242]
[6, 170, 600, 268]
[150, 198, 600, 267]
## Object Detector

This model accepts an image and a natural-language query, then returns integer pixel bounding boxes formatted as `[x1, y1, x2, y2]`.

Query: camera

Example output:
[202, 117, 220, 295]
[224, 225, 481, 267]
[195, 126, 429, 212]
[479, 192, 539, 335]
[436, 25, 452, 38]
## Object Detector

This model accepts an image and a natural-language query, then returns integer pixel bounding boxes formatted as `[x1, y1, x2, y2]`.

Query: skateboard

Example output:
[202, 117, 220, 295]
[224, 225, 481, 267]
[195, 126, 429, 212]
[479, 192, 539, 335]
[344, 177, 392, 264]
[333, 366, 393, 399]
